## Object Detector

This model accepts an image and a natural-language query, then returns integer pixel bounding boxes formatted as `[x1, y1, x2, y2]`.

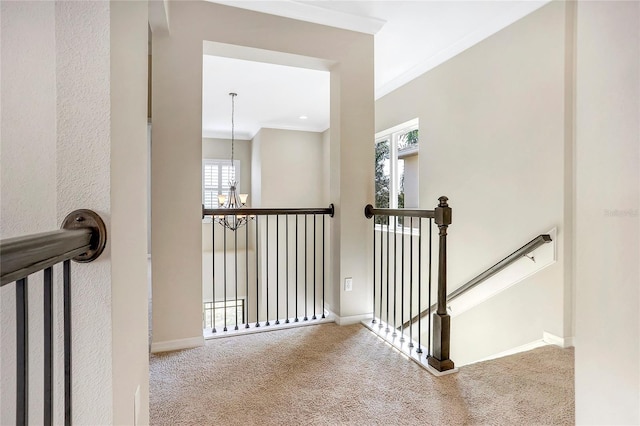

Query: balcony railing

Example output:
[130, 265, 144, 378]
[0, 209, 107, 426]
[202, 205, 334, 334]
[364, 196, 454, 373]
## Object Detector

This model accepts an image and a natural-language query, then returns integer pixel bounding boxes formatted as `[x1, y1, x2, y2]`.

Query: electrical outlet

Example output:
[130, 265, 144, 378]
[345, 277, 353, 292]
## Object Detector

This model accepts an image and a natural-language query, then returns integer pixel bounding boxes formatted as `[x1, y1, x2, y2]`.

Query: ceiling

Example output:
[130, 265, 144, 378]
[202, 55, 329, 140]
[203, 0, 549, 140]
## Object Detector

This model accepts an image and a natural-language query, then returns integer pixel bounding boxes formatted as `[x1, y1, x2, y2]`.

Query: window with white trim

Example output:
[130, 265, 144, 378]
[375, 119, 419, 225]
[202, 159, 240, 209]
[203, 299, 245, 329]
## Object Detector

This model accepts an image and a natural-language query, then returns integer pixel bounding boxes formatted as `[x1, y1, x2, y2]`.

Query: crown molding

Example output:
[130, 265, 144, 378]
[376, 1, 549, 99]
[208, 0, 386, 35]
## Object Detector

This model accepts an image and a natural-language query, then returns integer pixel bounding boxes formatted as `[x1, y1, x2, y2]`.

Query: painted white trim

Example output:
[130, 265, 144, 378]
[203, 41, 336, 73]
[207, 0, 386, 35]
[204, 124, 330, 141]
[323, 306, 373, 326]
[361, 319, 458, 377]
[334, 312, 373, 326]
[374, 223, 420, 236]
[148, 0, 170, 35]
[425, 364, 460, 377]
[375, 118, 419, 140]
[150, 336, 204, 353]
[204, 314, 335, 340]
[464, 331, 574, 366]
[202, 129, 254, 140]
[468, 339, 549, 366]
[374, 118, 419, 210]
[543, 332, 575, 348]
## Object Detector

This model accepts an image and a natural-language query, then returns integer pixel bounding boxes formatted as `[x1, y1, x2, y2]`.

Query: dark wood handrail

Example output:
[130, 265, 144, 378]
[365, 196, 455, 372]
[2, 209, 107, 425]
[203, 204, 334, 217]
[400, 233, 553, 330]
[1, 230, 91, 286]
[0, 209, 107, 286]
[364, 204, 435, 219]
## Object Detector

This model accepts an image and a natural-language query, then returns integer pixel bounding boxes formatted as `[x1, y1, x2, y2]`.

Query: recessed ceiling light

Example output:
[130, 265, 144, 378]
[299, 115, 308, 120]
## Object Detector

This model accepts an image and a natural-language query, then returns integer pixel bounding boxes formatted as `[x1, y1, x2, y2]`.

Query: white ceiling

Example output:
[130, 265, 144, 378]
[203, 0, 550, 139]
[202, 55, 329, 139]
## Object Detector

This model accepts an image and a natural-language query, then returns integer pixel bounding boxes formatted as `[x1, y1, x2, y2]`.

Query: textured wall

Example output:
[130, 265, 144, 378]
[55, 2, 113, 423]
[0, 2, 57, 423]
[1, 1, 113, 424]
[1, 2, 150, 424]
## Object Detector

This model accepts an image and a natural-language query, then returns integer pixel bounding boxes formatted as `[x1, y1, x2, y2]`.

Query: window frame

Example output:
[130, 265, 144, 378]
[374, 118, 419, 210]
[203, 299, 245, 329]
[374, 118, 419, 233]
[202, 158, 241, 210]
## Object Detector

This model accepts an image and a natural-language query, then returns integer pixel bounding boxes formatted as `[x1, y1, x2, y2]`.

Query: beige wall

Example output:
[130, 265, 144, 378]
[251, 130, 263, 207]
[322, 129, 331, 206]
[152, 1, 374, 349]
[250, 128, 328, 321]
[110, 2, 150, 425]
[574, 1, 640, 423]
[376, 2, 640, 420]
[1, 1, 149, 424]
[1, 3, 58, 423]
[376, 2, 570, 360]
[402, 154, 419, 209]
[252, 128, 325, 207]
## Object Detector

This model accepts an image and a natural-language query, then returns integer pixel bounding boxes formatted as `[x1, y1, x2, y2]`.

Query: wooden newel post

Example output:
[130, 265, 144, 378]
[428, 196, 455, 372]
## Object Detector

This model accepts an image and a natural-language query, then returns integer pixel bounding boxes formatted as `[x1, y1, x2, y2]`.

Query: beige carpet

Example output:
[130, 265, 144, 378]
[150, 323, 574, 425]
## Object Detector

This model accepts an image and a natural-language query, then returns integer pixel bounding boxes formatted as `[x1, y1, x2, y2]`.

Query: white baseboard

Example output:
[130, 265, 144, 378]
[361, 318, 458, 377]
[468, 331, 574, 366]
[150, 335, 204, 353]
[334, 312, 373, 326]
[425, 364, 460, 377]
[470, 339, 548, 365]
[204, 314, 335, 340]
[543, 332, 574, 348]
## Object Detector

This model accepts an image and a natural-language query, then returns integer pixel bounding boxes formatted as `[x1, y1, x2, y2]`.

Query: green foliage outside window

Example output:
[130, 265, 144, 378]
[374, 140, 390, 225]
[374, 129, 418, 226]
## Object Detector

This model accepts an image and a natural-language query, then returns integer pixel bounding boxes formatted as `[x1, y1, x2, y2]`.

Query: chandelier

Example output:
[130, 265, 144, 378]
[214, 92, 250, 231]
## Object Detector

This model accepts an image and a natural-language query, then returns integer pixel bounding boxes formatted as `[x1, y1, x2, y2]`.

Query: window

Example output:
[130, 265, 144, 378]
[203, 299, 245, 329]
[375, 119, 419, 225]
[202, 159, 240, 209]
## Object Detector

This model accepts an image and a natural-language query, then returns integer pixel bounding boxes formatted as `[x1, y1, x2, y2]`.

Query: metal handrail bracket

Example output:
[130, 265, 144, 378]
[0, 209, 107, 286]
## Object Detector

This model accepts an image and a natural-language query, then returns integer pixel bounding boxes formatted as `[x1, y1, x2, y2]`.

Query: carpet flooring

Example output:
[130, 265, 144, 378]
[150, 323, 574, 425]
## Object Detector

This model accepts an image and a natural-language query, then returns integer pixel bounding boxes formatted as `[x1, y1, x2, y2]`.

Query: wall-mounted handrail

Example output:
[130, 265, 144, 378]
[1, 230, 90, 287]
[400, 233, 552, 330]
[1, 209, 107, 426]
